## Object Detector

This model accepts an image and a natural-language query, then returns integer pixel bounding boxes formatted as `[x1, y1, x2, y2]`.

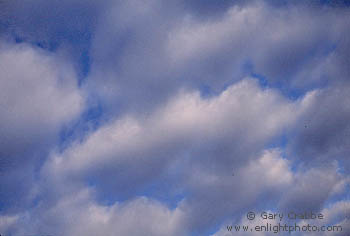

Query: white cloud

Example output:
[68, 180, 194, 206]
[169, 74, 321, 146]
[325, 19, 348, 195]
[0, 39, 84, 209]
[43, 79, 301, 192]
[38, 78, 313, 233]
[167, 3, 265, 63]
[278, 163, 348, 213]
[167, 2, 348, 87]
[0, 214, 19, 233]
[1, 1, 350, 235]
[0, 40, 84, 155]
[5, 188, 185, 236]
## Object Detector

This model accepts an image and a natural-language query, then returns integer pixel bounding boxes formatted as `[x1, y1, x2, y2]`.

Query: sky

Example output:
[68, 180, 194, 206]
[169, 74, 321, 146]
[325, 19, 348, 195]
[0, 0, 350, 235]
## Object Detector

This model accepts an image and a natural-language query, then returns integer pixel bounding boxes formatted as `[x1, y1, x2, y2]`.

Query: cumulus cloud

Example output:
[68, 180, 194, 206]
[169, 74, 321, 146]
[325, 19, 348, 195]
[1, 0, 350, 235]
[287, 84, 350, 171]
[0, 39, 84, 210]
[179, 149, 294, 233]
[39, 79, 318, 234]
[43, 79, 299, 197]
[212, 166, 349, 236]
[278, 164, 348, 213]
[2, 148, 296, 235]
[0, 40, 83, 151]
[0, 188, 185, 236]
[81, 0, 350, 116]
[167, 2, 349, 87]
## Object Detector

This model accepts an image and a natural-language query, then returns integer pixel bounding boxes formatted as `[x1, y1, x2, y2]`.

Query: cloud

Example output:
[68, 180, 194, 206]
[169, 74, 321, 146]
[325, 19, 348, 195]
[0, 39, 84, 210]
[288, 84, 350, 171]
[39, 79, 316, 234]
[212, 210, 284, 236]
[43, 79, 299, 197]
[1, 0, 350, 235]
[81, 0, 350, 118]
[292, 200, 350, 236]
[2, 148, 296, 236]
[0, 187, 185, 236]
[166, 2, 349, 87]
[0, 214, 19, 234]
[179, 149, 294, 233]
[278, 164, 348, 213]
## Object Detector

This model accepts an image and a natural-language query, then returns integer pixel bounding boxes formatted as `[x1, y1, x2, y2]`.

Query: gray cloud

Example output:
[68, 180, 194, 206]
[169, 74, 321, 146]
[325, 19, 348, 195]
[278, 165, 347, 213]
[0, 39, 84, 210]
[43, 79, 299, 196]
[82, 1, 350, 119]
[288, 84, 350, 171]
[38, 79, 311, 234]
[1, 0, 350, 235]
[0, 188, 185, 236]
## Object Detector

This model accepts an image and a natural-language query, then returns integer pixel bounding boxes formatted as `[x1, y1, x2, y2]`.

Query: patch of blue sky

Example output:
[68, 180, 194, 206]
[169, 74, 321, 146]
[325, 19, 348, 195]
[58, 102, 103, 151]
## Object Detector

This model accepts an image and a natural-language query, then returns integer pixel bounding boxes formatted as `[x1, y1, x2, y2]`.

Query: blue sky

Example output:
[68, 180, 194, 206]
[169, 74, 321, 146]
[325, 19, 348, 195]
[0, 0, 350, 235]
